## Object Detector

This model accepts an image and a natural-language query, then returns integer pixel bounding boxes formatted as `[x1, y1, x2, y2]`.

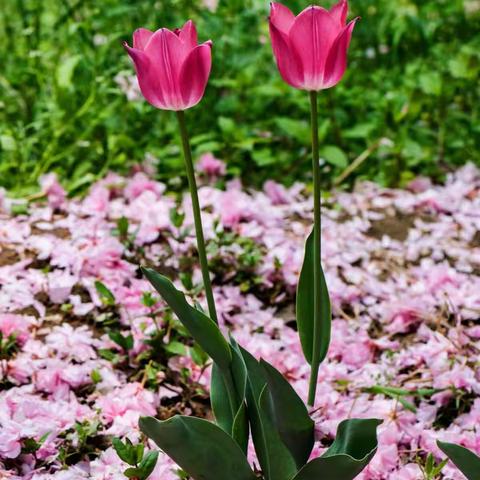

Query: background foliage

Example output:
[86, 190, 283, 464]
[0, 0, 479, 194]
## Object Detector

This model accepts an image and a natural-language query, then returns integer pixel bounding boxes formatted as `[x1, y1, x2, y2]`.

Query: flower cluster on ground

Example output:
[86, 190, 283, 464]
[1, 162, 480, 479]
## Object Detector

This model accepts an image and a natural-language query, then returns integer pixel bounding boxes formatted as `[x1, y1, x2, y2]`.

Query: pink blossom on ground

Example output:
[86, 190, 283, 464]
[197, 153, 226, 180]
[1, 164, 480, 477]
[39, 173, 66, 210]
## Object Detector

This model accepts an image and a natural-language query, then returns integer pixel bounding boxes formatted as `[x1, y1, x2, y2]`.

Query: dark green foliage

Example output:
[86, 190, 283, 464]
[141, 267, 232, 370]
[296, 230, 331, 365]
[112, 438, 159, 480]
[260, 359, 315, 468]
[1, 0, 479, 194]
[139, 416, 257, 480]
[140, 264, 381, 480]
[437, 441, 480, 480]
[291, 419, 382, 480]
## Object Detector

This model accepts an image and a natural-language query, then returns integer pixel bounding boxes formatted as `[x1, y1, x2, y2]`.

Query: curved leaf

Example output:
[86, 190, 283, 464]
[139, 416, 256, 480]
[230, 337, 250, 452]
[232, 402, 249, 454]
[438, 441, 480, 480]
[210, 364, 233, 431]
[141, 268, 231, 371]
[291, 418, 381, 480]
[239, 347, 297, 480]
[296, 230, 331, 365]
[211, 339, 249, 453]
[260, 359, 314, 467]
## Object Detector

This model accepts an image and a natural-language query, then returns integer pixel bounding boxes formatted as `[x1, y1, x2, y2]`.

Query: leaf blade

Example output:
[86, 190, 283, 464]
[142, 268, 231, 371]
[139, 416, 256, 480]
[239, 347, 297, 480]
[437, 441, 480, 480]
[260, 359, 314, 467]
[296, 230, 331, 365]
[291, 418, 381, 480]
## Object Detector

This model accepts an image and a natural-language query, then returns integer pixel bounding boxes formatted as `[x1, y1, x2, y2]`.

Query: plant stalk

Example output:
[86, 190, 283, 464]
[308, 91, 321, 406]
[176, 110, 218, 324]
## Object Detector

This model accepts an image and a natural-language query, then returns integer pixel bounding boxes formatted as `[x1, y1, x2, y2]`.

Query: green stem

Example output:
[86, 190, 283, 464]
[176, 110, 218, 324]
[307, 91, 321, 407]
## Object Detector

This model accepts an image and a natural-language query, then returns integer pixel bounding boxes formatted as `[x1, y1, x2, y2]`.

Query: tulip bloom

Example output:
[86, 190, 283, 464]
[124, 21, 212, 111]
[124, 21, 218, 324]
[269, 0, 358, 91]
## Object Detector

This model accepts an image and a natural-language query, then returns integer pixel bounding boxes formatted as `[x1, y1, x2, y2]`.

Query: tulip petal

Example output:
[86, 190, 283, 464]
[133, 28, 154, 51]
[177, 20, 198, 49]
[179, 42, 212, 109]
[146, 28, 190, 75]
[323, 18, 357, 89]
[144, 28, 191, 110]
[124, 43, 167, 109]
[269, 22, 303, 89]
[290, 6, 341, 90]
[269, 2, 296, 34]
[330, 0, 348, 26]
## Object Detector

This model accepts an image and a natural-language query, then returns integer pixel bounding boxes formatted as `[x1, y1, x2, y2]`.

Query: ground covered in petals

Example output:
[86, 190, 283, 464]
[1, 165, 480, 479]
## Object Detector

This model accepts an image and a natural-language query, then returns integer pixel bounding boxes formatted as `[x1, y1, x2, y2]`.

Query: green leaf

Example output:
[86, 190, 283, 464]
[260, 359, 314, 468]
[275, 117, 310, 144]
[210, 343, 249, 453]
[232, 402, 249, 455]
[138, 451, 159, 480]
[425, 453, 434, 475]
[320, 146, 348, 168]
[90, 369, 102, 384]
[95, 280, 116, 305]
[229, 337, 250, 453]
[343, 123, 376, 139]
[141, 268, 231, 371]
[291, 419, 381, 480]
[239, 347, 297, 480]
[210, 364, 233, 431]
[0, 135, 16, 151]
[296, 230, 331, 365]
[108, 331, 134, 351]
[252, 148, 276, 167]
[164, 341, 188, 356]
[112, 438, 137, 466]
[437, 441, 480, 480]
[419, 72, 442, 96]
[136, 444, 145, 465]
[117, 216, 129, 237]
[139, 416, 256, 480]
[56, 55, 81, 89]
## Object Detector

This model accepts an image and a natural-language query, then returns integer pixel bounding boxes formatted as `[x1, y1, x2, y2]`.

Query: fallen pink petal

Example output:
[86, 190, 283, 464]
[0, 164, 479, 478]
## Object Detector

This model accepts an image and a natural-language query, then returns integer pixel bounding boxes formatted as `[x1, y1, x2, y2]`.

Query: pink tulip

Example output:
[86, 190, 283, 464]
[124, 21, 212, 111]
[269, 1, 358, 91]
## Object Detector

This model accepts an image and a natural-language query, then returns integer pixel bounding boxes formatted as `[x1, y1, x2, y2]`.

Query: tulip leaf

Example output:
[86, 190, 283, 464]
[437, 441, 480, 480]
[210, 364, 233, 431]
[296, 230, 331, 365]
[141, 268, 231, 371]
[260, 359, 314, 467]
[230, 337, 250, 452]
[291, 418, 381, 480]
[239, 347, 297, 480]
[211, 338, 249, 453]
[232, 402, 249, 454]
[230, 336, 248, 401]
[139, 416, 256, 480]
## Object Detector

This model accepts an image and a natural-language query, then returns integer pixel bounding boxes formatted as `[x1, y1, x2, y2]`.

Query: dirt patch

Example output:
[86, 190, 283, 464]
[471, 231, 480, 248]
[31, 224, 71, 239]
[366, 212, 416, 242]
[0, 245, 21, 266]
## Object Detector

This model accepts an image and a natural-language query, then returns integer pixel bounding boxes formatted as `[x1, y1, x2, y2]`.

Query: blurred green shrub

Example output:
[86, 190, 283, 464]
[0, 0, 479, 194]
